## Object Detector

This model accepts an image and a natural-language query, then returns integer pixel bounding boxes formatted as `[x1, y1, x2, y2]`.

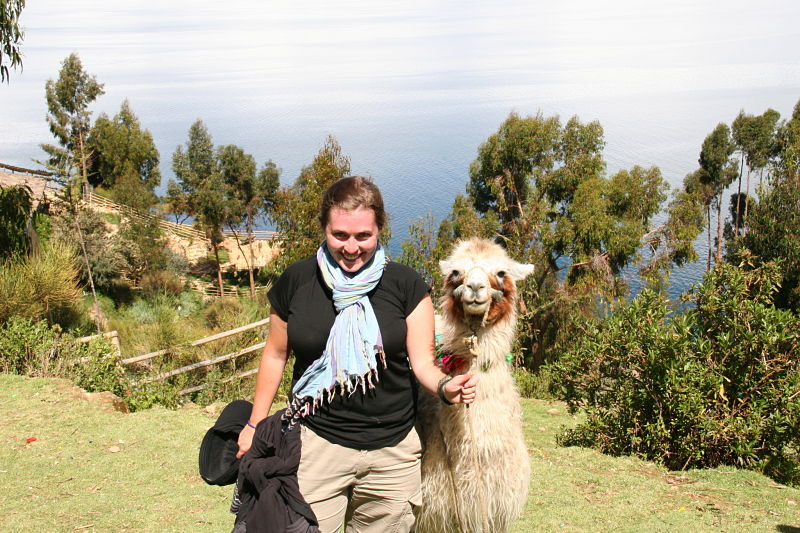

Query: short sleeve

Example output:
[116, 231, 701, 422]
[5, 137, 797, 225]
[267, 264, 297, 322]
[393, 262, 431, 317]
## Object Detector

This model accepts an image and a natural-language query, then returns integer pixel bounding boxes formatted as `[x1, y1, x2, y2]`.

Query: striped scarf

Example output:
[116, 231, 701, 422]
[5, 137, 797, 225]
[284, 243, 387, 427]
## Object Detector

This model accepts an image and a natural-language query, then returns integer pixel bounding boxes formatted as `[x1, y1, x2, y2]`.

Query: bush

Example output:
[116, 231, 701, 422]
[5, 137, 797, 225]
[72, 339, 130, 398]
[513, 366, 556, 399]
[0, 241, 82, 326]
[554, 262, 800, 484]
[125, 380, 182, 412]
[140, 270, 184, 298]
[203, 296, 264, 330]
[0, 317, 62, 375]
[0, 317, 128, 399]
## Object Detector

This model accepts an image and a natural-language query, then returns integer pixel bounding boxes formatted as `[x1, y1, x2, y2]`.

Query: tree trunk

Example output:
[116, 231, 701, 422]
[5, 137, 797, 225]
[715, 195, 723, 265]
[706, 205, 712, 272]
[212, 244, 225, 297]
[247, 221, 256, 299]
[743, 167, 752, 236]
[78, 130, 89, 201]
[75, 214, 101, 332]
[229, 225, 256, 299]
[734, 155, 744, 235]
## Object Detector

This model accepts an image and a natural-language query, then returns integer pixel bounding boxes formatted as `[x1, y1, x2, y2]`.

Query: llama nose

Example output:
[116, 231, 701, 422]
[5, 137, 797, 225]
[466, 279, 486, 294]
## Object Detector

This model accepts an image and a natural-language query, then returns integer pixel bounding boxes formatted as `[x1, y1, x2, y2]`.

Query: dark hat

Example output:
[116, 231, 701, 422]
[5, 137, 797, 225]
[199, 399, 253, 486]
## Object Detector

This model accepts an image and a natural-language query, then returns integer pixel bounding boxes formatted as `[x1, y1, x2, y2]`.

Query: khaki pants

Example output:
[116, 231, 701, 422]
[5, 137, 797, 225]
[298, 425, 422, 533]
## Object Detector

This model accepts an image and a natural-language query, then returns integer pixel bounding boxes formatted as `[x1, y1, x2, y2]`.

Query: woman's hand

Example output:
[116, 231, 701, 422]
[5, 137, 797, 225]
[443, 373, 479, 404]
[236, 424, 255, 458]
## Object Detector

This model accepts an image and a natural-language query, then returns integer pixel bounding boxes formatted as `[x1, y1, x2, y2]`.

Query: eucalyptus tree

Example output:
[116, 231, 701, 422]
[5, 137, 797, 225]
[170, 120, 236, 296]
[698, 123, 737, 266]
[217, 144, 280, 296]
[39, 53, 104, 204]
[87, 99, 161, 199]
[732, 109, 781, 232]
[0, 0, 25, 82]
[775, 100, 800, 182]
[0, 184, 32, 258]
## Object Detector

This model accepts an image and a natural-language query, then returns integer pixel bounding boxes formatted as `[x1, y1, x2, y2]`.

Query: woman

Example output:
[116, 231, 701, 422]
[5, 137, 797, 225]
[236, 176, 477, 533]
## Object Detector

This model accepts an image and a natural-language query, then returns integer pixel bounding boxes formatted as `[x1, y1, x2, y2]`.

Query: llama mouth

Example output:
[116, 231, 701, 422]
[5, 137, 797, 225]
[463, 300, 490, 314]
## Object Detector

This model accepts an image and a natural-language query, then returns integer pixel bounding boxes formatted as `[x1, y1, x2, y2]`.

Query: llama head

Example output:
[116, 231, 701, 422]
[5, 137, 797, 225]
[439, 238, 534, 329]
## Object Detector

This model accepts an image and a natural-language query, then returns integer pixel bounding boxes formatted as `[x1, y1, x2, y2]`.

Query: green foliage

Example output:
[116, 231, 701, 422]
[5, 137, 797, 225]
[51, 208, 130, 292]
[125, 380, 182, 411]
[0, 317, 127, 399]
[38, 53, 104, 199]
[72, 339, 129, 398]
[0, 184, 32, 258]
[733, 108, 782, 173]
[554, 262, 800, 483]
[0, 316, 61, 375]
[0, 240, 82, 325]
[218, 144, 280, 293]
[139, 270, 184, 298]
[203, 295, 263, 331]
[0, 0, 25, 82]
[729, 177, 800, 310]
[641, 187, 705, 283]
[468, 111, 560, 220]
[512, 366, 556, 399]
[269, 135, 352, 273]
[86, 99, 161, 193]
[775, 99, 800, 181]
[169, 120, 246, 293]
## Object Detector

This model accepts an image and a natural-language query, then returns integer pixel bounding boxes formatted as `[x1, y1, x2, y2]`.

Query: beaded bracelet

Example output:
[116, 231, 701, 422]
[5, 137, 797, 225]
[246, 420, 257, 429]
[437, 375, 454, 405]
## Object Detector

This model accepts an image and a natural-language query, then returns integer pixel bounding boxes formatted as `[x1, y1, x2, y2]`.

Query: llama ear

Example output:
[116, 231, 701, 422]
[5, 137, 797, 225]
[508, 262, 535, 281]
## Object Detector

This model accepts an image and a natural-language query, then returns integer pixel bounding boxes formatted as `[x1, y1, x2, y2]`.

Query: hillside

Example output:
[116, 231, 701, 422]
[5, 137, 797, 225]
[0, 375, 798, 532]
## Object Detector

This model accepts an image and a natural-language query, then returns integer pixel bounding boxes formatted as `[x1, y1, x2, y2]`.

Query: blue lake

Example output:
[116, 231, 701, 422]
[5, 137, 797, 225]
[2, 0, 799, 297]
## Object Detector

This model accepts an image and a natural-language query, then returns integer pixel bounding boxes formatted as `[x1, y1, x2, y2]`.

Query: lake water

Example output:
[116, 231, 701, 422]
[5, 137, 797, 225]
[2, 0, 799, 297]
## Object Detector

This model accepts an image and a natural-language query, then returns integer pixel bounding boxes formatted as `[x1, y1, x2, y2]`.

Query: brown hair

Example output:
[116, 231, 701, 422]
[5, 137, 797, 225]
[319, 176, 387, 230]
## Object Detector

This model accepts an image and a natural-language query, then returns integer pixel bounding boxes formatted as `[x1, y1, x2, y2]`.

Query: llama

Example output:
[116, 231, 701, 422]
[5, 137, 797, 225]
[416, 238, 534, 533]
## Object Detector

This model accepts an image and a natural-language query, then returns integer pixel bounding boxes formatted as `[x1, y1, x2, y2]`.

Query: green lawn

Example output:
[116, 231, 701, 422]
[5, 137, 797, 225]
[0, 374, 798, 532]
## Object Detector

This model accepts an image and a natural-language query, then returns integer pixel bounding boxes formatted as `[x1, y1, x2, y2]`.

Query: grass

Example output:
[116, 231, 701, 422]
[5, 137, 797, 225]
[1, 375, 798, 532]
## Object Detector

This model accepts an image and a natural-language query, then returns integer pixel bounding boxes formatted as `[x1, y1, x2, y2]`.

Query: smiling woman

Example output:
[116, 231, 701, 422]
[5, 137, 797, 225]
[234, 176, 477, 532]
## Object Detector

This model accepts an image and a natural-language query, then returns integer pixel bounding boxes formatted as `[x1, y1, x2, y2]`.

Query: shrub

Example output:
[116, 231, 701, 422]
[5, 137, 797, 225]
[0, 317, 62, 375]
[0, 317, 128, 398]
[513, 366, 556, 399]
[203, 296, 264, 331]
[72, 339, 130, 398]
[554, 261, 800, 484]
[0, 241, 82, 326]
[140, 270, 184, 298]
[125, 380, 182, 412]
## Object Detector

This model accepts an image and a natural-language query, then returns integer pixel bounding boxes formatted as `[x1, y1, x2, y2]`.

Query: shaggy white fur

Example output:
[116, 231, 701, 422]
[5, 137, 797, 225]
[416, 238, 534, 533]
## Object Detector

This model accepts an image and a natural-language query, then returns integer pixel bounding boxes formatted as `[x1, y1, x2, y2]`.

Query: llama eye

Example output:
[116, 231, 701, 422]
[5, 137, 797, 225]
[450, 270, 461, 279]
[497, 271, 506, 279]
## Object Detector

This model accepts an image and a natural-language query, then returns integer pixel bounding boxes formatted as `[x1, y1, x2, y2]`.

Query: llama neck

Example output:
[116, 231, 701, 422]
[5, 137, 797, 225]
[440, 312, 517, 370]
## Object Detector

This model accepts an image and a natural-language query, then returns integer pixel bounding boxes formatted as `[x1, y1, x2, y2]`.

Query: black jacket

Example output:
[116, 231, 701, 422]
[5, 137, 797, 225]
[236, 410, 318, 533]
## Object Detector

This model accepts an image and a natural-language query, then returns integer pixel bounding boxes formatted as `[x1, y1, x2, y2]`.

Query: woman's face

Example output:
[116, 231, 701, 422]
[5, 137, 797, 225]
[324, 207, 380, 273]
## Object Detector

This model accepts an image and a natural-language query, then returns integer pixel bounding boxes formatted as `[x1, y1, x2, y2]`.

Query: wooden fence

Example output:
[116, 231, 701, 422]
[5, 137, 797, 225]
[112, 317, 270, 395]
[190, 280, 271, 299]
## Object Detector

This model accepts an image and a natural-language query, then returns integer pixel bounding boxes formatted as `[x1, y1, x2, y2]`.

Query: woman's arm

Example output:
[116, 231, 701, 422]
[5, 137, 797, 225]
[406, 295, 477, 404]
[236, 312, 289, 458]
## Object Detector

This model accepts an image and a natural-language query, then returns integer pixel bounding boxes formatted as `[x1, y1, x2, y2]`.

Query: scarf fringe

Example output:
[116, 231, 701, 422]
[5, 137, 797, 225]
[283, 350, 387, 431]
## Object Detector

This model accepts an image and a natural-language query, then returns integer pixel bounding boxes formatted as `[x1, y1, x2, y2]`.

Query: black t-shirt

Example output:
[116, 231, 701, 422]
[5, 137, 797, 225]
[268, 256, 429, 449]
